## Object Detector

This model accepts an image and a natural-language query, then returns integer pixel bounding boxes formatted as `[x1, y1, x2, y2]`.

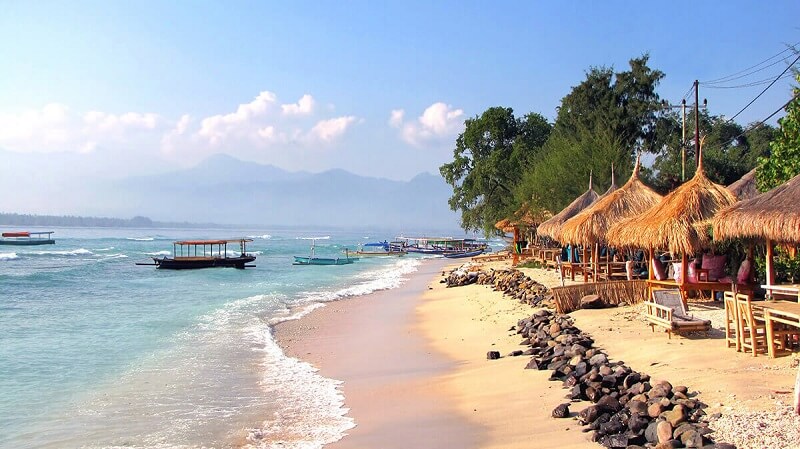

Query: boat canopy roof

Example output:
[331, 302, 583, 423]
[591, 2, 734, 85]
[2, 231, 54, 237]
[174, 239, 253, 245]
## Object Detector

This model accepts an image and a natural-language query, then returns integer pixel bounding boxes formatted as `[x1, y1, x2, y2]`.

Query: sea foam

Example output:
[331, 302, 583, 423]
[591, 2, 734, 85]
[0, 252, 19, 261]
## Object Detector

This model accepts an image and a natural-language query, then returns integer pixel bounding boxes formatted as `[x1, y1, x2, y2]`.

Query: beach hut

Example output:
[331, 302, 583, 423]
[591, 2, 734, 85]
[558, 158, 662, 281]
[536, 175, 600, 241]
[727, 168, 759, 201]
[713, 172, 800, 288]
[606, 154, 737, 300]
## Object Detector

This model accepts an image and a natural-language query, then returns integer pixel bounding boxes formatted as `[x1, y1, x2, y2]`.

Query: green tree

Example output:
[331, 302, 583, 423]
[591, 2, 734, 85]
[756, 75, 800, 191]
[554, 55, 665, 155]
[439, 107, 551, 233]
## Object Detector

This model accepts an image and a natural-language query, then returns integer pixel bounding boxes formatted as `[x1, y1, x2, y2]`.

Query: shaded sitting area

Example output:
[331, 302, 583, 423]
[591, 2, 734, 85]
[644, 289, 711, 339]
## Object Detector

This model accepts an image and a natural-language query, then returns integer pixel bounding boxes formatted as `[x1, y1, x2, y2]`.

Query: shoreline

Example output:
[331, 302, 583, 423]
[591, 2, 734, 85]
[273, 258, 800, 448]
[273, 258, 481, 448]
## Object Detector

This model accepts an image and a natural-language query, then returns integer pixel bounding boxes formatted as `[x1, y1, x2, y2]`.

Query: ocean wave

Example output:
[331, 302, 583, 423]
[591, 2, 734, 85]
[30, 248, 93, 256]
[101, 254, 128, 259]
[145, 250, 172, 257]
[126, 237, 154, 241]
[296, 236, 330, 240]
[245, 326, 354, 449]
[0, 252, 19, 260]
[247, 234, 272, 240]
[94, 247, 115, 251]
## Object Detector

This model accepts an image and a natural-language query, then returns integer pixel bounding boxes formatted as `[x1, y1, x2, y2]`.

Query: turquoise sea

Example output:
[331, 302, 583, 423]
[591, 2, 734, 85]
[0, 226, 462, 449]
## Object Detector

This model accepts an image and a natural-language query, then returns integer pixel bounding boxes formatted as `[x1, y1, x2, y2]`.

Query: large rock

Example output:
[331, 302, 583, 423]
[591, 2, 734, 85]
[552, 403, 570, 418]
[656, 421, 673, 443]
[580, 294, 605, 309]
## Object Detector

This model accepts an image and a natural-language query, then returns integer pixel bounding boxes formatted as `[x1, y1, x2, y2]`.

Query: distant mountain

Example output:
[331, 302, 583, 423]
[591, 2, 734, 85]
[104, 155, 459, 230]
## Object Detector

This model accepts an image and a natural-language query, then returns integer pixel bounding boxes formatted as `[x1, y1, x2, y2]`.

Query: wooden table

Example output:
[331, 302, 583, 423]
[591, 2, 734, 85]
[540, 248, 560, 268]
[761, 284, 800, 301]
[753, 300, 800, 358]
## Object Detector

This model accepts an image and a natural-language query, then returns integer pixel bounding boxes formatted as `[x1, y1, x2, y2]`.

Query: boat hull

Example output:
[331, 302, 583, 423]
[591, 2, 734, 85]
[153, 255, 256, 269]
[293, 256, 356, 265]
[443, 249, 485, 259]
[0, 239, 55, 246]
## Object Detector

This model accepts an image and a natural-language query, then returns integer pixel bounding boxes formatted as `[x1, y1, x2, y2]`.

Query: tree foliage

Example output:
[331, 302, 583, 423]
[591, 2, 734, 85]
[756, 75, 800, 191]
[439, 107, 551, 233]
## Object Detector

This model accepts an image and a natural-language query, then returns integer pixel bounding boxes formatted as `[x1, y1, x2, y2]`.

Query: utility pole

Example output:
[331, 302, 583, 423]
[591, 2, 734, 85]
[693, 80, 708, 168]
[663, 99, 688, 181]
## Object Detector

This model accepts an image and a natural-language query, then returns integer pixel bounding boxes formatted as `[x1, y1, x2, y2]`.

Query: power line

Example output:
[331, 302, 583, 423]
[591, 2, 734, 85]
[700, 42, 799, 84]
[701, 54, 795, 86]
[711, 91, 799, 151]
[727, 53, 800, 122]
[704, 72, 795, 89]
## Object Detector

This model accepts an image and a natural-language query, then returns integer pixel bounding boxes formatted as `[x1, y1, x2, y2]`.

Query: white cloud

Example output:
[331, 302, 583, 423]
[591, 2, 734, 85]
[0, 103, 164, 154]
[391, 102, 464, 147]
[308, 116, 357, 142]
[198, 91, 277, 145]
[389, 109, 405, 128]
[281, 94, 315, 116]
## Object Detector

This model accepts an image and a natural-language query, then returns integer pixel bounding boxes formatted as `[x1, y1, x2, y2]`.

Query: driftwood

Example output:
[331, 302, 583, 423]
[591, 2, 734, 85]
[552, 280, 647, 314]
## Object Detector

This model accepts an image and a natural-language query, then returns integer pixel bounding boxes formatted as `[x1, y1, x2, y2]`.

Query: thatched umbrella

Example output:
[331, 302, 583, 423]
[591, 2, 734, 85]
[558, 159, 661, 246]
[727, 168, 758, 201]
[536, 174, 600, 241]
[606, 154, 737, 285]
[713, 172, 800, 286]
[557, 158, 662, 280]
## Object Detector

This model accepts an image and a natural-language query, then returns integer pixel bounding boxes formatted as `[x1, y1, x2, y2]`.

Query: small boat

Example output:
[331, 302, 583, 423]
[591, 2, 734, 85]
[443, 249, 485, 259]
[351, 241, 407, 257]
[294, 241, 357, 265]
[140, 239, 256, 269]
[0, 231, 55, 246]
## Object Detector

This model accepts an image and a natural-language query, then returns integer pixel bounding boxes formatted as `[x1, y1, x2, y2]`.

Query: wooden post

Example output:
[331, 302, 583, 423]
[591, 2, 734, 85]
[766, 238, 775, 288]
[648, 247, 654, 280]
[681, 252, 689, 307]
[512, 226, 520, 266]
[594, 242, 599, 283]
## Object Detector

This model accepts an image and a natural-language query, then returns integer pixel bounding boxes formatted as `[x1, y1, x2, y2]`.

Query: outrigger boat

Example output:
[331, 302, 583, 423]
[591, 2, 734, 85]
[294, 240, 357, 265]
[0, 231, 55, 246]
[390, 236, 488, 256]
[140, 239, 256, 269]
[350, 241, 407, 257]
[443, 248, 486, 259]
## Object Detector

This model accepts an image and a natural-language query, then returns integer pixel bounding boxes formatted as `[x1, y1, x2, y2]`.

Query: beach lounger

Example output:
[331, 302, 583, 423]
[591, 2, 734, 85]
[644, 289, 711, 339]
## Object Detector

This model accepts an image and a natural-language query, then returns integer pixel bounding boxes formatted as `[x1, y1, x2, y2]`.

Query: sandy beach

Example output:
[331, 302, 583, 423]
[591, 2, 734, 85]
[274, 258, 800, 449]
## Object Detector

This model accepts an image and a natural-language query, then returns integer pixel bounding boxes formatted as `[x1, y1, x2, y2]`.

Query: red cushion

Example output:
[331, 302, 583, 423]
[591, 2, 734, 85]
[652, 258, 666, 281]
[701, 254, 727, 281]
[672, 262, 698, 283]
[737, 259, 753, 284]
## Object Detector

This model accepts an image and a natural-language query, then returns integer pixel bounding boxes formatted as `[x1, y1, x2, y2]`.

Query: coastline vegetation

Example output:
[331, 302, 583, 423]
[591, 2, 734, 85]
[440, 54, 799, 236]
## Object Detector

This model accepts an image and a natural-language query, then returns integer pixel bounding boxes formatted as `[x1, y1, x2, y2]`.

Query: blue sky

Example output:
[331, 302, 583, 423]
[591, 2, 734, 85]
[1, 1, 798, 182]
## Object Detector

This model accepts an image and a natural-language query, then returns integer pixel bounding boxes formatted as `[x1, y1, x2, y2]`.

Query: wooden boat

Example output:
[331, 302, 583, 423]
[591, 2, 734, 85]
[443, 249, 485, 259]
[142, 239, 256, 269]
[392, 236, 489, 256]
[294, 241, 357, 265]
[0, 231, 55, 246]
[351, 242, 407, 257]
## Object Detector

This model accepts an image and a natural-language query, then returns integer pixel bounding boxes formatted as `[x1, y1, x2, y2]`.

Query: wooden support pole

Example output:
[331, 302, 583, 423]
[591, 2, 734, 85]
[766, 238, 775, 287]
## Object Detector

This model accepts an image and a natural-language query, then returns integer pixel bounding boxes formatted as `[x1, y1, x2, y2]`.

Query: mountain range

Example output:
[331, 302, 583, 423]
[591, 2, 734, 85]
[1, 152, 460, 231]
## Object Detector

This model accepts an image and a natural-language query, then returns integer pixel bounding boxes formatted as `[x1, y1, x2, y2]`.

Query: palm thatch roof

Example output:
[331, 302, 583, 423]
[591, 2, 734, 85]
[713, 172, 800, 244]
[557, 158, 662, 246]
[536, 175, 600, 240]
[495, 218, 516, 234]
[602, 164, 619, 197]
[606, 158, 736, 254]
[727, 168, 758, 201]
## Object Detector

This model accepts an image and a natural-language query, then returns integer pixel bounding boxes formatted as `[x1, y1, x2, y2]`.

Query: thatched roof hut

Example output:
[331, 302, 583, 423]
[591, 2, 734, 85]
[495, 218, 515, 234]
[536, 175, 600, 240]
[713, 172, 800, 244]
[557, 159, 662, 246]
[727, 168, 758, 201]
[606, 158, 736, 255]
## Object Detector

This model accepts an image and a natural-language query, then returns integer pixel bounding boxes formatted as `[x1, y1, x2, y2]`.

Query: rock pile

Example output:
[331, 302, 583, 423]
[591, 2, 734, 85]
[443, 267, 554, 308]
[516, 309, 734, 449]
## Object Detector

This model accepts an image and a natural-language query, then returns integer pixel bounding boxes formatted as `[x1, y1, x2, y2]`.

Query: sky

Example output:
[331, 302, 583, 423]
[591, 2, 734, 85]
[1, 1, 799, 184]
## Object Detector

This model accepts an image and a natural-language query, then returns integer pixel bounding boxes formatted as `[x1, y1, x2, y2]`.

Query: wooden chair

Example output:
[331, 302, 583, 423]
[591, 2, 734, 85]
[723, 291, 739, 350]
[736, 293, 769, 356]
[644, 289, 711, 339]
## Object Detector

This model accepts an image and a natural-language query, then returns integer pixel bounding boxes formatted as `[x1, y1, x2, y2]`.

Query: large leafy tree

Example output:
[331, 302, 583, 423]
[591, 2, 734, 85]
[554, 55, 665, 155]
[756, 74, 800, 191]
[439, 107, 551, 233]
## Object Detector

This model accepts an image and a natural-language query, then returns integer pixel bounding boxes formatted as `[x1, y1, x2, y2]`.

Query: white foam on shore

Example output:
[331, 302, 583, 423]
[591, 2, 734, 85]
[0, 252, 18, 260]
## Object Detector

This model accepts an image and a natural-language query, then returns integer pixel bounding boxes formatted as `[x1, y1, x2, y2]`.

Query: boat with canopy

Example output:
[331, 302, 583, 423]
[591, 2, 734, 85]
[294, 239, 357, 265]
[143, 238, 256, 269]
[0, 231, 55, 246]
